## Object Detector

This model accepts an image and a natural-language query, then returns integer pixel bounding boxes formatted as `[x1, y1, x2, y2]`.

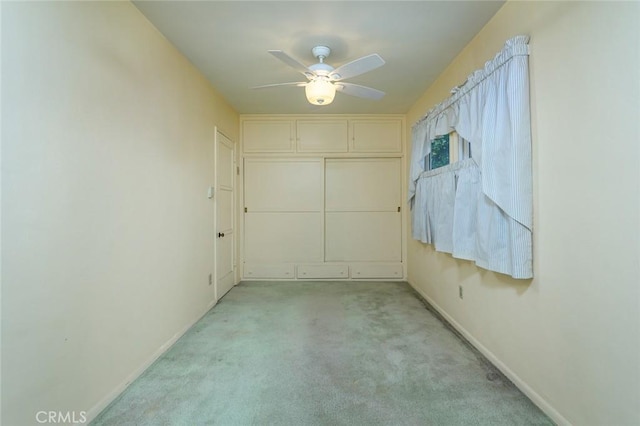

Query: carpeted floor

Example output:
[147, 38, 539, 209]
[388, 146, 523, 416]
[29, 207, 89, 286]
[91, 281, 553, 425]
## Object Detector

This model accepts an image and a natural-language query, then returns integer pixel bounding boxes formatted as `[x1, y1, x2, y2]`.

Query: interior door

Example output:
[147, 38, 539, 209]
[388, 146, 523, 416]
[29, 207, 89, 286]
[216, 130, 235, 299]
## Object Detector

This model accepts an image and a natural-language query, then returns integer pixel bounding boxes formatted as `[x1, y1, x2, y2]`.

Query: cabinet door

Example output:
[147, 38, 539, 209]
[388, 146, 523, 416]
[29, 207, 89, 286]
[350, 119, 402, 152]
[243, 120, 294, 152]
[296, 120, 348, 152]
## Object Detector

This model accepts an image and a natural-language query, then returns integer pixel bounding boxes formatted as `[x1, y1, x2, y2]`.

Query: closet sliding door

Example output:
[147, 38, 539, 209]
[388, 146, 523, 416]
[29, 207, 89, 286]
[325, 158, 402, 276]
[244, 158, 323, 278]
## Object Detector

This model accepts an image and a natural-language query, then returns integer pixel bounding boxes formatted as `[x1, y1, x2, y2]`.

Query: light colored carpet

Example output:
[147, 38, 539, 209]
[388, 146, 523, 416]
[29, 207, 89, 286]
[91, 281, 553, 425]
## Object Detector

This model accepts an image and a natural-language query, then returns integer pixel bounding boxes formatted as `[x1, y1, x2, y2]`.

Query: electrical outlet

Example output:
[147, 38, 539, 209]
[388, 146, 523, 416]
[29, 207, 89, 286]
[208, 274, 213, 286]
[459, 285, 464, 299]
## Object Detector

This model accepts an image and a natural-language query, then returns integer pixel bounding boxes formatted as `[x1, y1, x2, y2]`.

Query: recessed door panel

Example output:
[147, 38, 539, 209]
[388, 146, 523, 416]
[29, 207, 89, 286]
[217, 189, 233, 232]
[217, 139, 234, 189]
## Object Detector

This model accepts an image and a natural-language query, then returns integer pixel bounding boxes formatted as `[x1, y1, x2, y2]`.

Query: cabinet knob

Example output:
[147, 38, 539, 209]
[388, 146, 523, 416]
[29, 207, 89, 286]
[218, 232, 225, 238]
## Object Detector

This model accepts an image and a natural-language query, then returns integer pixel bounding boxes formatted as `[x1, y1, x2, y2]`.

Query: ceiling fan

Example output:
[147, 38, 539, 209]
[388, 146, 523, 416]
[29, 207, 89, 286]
[252, 45, 386, 106]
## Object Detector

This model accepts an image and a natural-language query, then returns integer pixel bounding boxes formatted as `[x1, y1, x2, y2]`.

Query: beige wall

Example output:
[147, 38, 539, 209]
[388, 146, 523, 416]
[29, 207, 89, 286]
[406, 2, 639, 425]
[1, 2, 238, 424]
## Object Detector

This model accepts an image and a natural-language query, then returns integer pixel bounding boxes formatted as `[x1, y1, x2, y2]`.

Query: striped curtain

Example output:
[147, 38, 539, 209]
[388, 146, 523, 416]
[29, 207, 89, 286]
[409, 36, 533, 279]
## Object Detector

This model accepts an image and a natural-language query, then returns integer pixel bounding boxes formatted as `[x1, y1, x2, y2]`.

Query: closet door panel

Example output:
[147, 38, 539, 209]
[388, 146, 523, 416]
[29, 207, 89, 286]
[325, 212, 401, 262]
[325, 158, 401, 211]
[245, 212, 323, 262]
[244, 158, 323, 212]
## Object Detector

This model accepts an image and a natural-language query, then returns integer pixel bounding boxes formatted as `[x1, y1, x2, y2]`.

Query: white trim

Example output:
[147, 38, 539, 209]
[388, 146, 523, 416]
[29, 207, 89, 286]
[214, 126, 219, 301]
[85, 297, 218, 423]
[407, 279, 571, 426]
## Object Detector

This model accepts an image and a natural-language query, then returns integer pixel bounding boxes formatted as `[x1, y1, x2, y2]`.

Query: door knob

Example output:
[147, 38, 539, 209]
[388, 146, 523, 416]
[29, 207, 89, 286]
[218, 232, 225, 238]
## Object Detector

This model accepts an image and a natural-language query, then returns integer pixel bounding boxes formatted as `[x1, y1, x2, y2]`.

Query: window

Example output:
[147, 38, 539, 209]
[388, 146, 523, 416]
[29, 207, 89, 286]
[425, 132, 471, 171]
[428, 135, 450, 170]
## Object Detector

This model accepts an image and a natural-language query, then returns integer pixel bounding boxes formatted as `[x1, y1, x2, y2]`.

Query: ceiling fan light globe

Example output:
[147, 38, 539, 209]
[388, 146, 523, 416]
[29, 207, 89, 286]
[305, 79, 336, 106]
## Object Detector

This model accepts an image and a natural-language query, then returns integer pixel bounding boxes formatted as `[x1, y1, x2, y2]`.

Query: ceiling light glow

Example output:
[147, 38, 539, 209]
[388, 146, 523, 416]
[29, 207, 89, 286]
[305, 78, 336, 105]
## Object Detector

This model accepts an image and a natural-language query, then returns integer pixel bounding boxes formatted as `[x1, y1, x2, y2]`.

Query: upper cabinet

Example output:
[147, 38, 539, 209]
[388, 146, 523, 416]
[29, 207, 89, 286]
[241, 115, 403, 154]
[296, 119, 348, 152]
[242, 120, 294, 153]
[349, 119, 402, 153]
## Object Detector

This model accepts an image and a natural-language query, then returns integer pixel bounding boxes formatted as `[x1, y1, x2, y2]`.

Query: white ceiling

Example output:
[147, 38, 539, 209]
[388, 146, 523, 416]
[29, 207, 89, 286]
[133, 1, 505, 115]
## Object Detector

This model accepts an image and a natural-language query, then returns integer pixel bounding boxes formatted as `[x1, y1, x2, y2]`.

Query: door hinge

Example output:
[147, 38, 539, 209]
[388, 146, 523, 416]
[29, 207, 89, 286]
[244, 207, 247, 213]
[397, 206, 401, 212]
[237, 166, 240, 175]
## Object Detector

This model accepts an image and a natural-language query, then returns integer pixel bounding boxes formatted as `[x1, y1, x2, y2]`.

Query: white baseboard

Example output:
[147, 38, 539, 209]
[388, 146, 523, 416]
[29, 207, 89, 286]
[85, 296, 218, 424]
[407, 279, 571, 426]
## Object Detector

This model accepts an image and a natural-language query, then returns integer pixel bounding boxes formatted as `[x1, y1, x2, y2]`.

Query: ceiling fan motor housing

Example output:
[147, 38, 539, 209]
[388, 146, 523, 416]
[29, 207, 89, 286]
[309, 46, 334, 77]
[312, 45, 331, 61]
[308, 62, 334, 76]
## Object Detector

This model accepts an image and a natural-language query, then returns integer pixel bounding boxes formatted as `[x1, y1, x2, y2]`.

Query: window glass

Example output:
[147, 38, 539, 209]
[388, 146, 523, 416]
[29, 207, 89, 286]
[427, 135, 450, 170]
[424, 132, 471, 171]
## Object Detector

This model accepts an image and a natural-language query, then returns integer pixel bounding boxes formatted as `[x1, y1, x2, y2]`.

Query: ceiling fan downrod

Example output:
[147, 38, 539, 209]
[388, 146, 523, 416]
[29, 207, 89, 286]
[311, 45, 331, 63]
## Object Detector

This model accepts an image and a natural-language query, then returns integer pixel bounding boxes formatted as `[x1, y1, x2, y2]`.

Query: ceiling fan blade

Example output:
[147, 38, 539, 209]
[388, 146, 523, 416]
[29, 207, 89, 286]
[251, 82, 307, 89]
[268, 50, 314, 79]
[336, 82, 385, 100]
[329, 54, 385, 81]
